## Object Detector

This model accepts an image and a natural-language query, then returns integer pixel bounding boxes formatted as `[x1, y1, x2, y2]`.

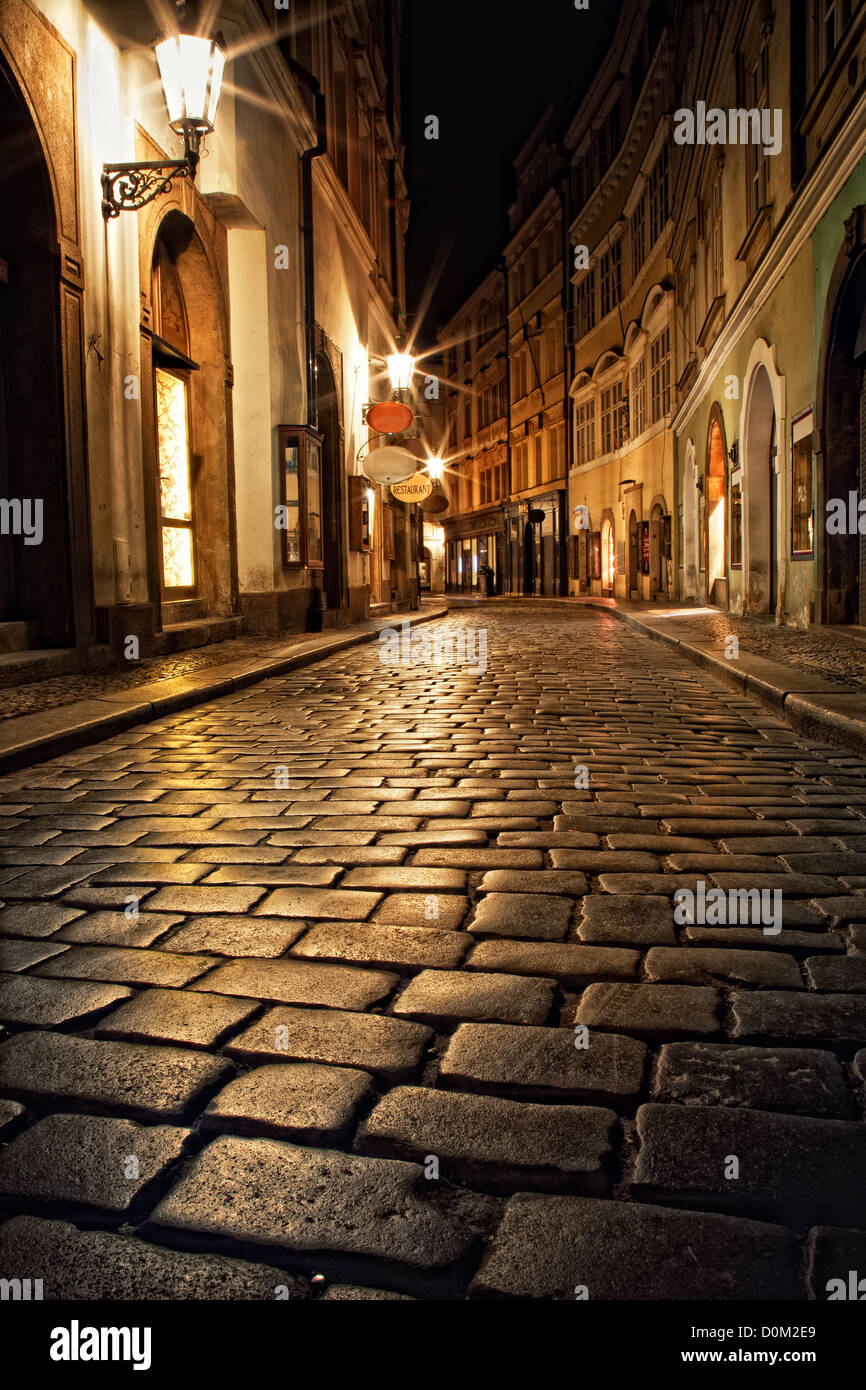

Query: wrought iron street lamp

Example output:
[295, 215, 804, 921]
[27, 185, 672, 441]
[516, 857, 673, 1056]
[102, 6, 225, 219]
[364, 349, 417, 435]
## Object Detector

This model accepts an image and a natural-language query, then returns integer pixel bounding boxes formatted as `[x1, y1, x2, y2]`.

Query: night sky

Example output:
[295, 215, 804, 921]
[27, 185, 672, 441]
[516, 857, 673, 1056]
[401, 0, 623, 346]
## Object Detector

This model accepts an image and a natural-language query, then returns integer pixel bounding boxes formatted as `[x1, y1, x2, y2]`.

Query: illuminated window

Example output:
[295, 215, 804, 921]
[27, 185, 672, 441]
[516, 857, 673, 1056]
[155, 367, 194, 590]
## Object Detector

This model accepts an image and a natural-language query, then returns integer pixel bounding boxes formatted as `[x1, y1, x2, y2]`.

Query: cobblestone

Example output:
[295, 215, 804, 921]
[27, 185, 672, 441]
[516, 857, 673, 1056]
[1, 602, 864, 1297]
[631, 1102, 866, 1225]
[0, 1215, 308, 1299]
[150, 1135, 492, 1272]
[202, 1062, 373, 1144]
[469, 1194, 801, 1300]
[0, 1112, 189, 1212]
[355, 1086, 617, 1190]
[652, 1041, 854, 1118]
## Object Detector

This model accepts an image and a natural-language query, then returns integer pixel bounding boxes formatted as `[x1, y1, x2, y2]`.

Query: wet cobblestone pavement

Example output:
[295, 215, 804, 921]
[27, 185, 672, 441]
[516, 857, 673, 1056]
[0, 604, 865, 1300]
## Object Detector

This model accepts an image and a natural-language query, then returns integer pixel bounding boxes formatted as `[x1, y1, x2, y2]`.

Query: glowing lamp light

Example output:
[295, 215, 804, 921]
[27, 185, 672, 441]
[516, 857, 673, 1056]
[155, 32, 226, 135]
[387, 353, 415, 391]
[425, 456, 446, 481]
[101, 7, 226, 218]
[363, 446, 418, 486]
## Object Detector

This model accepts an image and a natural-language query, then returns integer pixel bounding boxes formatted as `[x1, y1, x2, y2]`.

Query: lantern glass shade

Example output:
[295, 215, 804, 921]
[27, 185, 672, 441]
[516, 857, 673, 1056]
[364, 446, 418, 486]
[155, 33, 226, 133]
[386, 353, 415, 391]
[426, 456, 445, 481]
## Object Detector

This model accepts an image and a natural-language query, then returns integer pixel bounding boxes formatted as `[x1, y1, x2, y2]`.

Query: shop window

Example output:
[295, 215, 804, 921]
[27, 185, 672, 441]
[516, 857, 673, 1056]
[348, 474, 374, 553]
[279, 426, 325, 568]
[791, 411, 815, 556]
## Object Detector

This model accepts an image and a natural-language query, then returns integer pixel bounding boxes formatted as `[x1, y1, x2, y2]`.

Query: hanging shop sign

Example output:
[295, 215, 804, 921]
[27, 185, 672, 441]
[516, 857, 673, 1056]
[641, 521, 651, 574]
[390, 472, 433, 504]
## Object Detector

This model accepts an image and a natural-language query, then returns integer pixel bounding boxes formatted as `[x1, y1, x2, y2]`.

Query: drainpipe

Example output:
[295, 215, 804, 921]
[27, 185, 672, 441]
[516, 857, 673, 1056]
[279, 48, 327, 429]
[499, 256, 512, 593]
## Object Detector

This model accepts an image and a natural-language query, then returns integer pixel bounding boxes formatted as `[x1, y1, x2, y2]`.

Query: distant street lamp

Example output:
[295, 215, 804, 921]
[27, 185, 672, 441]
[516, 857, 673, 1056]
[426, 456, 446, 481]
[102, 2, 225, 218]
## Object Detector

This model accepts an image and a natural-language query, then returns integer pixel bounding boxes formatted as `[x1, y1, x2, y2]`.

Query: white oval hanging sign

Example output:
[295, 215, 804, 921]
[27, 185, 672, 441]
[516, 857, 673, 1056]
[390, 473, 433, 504]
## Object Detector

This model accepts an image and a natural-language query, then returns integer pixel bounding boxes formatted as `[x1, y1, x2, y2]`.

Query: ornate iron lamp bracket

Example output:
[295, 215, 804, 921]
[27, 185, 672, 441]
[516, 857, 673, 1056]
[101, 159, 193, 219]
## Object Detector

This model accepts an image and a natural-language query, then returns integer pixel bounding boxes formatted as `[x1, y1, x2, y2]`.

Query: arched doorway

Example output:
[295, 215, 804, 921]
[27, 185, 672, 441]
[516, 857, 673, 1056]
[706, 411, 727, 607]
[316, 351, 347, 616]
[524, 520, 536, 594]
[0, 58, 75, 646]
[147, 211, 235, 623]
[628, 510, 639, 596]
[818, 236, 866, 625]
[743, 364, 778, 614]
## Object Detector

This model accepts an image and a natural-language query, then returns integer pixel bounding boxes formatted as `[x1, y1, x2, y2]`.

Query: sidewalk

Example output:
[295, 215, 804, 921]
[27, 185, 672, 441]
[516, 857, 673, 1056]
[0, 604, 448, 774]
[447, 592, 866, 756]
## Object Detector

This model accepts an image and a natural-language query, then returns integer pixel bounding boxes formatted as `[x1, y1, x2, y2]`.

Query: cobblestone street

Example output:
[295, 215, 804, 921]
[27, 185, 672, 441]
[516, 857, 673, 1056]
[1, 603, 865, 1300]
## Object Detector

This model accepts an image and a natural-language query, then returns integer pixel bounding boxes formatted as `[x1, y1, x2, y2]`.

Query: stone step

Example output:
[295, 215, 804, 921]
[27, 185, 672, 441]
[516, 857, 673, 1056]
[156, 615, 245, 654]
[0, 621, 37, 654]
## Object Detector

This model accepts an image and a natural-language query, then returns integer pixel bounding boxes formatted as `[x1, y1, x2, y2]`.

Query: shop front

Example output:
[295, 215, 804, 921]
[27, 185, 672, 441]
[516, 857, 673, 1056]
[444, 508, 506, 595]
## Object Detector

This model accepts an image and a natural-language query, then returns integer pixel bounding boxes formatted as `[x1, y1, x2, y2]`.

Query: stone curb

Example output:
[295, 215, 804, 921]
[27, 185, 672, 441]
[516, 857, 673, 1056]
[544, 597, 866, 759]
[0, 606, 449, 775]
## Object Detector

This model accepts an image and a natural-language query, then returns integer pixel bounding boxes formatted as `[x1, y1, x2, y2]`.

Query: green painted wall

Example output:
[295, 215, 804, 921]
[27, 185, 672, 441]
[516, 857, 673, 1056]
[812, 156, 866, 374]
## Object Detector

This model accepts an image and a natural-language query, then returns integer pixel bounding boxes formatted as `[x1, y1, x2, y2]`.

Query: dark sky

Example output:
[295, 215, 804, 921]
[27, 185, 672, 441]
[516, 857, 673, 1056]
[401, 0, 623, 347]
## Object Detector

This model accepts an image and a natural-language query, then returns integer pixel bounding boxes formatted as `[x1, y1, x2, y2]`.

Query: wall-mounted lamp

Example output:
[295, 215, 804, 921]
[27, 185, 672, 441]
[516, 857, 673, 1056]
[102, 3, 225, 218]
[364, 348, 417, 434]
[728, 440, 739, 465]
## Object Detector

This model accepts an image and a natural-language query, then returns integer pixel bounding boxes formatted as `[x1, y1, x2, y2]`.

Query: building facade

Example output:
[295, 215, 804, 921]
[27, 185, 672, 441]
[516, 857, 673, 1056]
[565, 1, 676, 602]
[438, 0, 866, 633]
[0, 0, 414, 665]
[672, 0, 866, 628]
[504, 111, 569, 597]
[439, 268, 509, 594]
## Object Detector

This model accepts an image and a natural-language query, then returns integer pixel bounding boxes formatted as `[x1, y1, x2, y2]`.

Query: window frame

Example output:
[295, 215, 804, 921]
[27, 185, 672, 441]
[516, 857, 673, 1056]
[649, 325, 671, 423]
[279, 424, 326, 570]
[791, 410, 816, 558]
